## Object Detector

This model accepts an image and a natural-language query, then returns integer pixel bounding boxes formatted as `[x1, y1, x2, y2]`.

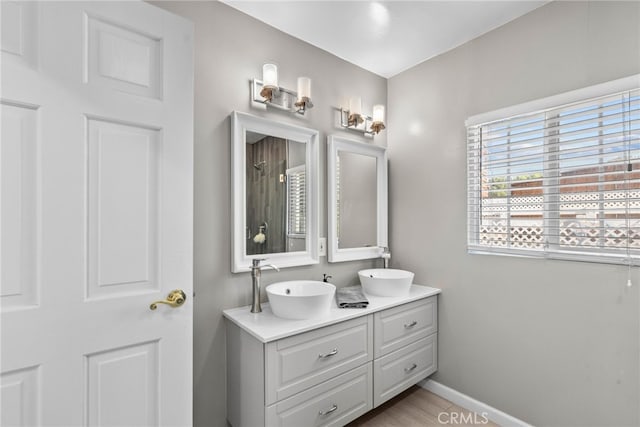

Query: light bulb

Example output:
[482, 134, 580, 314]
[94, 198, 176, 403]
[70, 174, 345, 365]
[372, 104, 385, 123]
[262, 63, 278, 88]
[297, 77, 311, 100]
[349, 97, 362, 116]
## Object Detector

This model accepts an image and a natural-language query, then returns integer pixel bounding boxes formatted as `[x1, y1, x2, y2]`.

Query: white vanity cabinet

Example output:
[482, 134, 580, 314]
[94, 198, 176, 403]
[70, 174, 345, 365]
[265, 316, 373, 405]
[372, 298, 437, 407]
[224, 285, 440, 427]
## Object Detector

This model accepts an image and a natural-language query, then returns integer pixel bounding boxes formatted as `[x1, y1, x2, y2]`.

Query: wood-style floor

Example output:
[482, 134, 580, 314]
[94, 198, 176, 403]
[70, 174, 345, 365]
[347, 386, 501, 427]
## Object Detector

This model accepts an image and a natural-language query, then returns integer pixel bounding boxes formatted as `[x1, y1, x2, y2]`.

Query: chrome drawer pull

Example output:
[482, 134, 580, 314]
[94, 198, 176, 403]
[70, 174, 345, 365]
[319, 404, 338, 416]
[404, 320, 418, 329]
[318, 348, 338, 359]
[405, 363, 418, 373]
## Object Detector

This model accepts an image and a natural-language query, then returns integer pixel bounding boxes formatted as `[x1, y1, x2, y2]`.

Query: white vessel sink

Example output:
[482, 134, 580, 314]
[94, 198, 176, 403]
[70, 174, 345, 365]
[266, 281, 336, 320]
[358, 269, 414, 297]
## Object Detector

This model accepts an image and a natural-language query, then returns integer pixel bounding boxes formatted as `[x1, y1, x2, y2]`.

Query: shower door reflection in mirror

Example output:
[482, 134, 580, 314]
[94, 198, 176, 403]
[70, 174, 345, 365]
[245, 132, 306, 255]
[231, 111, 319, 273]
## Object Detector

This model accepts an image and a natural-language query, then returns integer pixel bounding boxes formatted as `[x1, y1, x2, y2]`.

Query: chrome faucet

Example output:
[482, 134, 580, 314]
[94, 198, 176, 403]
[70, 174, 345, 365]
[250, 258, 279, 313]
[380, 246, 391, 269]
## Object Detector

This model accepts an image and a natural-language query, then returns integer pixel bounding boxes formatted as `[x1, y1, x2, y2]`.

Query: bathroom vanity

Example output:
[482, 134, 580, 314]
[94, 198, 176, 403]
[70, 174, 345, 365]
[223, 285, 440, 427]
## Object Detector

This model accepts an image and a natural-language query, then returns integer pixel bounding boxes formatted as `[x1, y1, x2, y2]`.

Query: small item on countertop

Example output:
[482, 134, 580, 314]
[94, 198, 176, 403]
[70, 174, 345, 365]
[336, 285, 369, 308]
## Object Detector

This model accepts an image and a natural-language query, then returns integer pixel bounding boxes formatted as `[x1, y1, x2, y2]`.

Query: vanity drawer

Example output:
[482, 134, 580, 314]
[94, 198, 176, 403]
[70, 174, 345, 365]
[373, 334, 437, 408]
[373, 297, 437, 358]
[265, 363, 372, 427]
[265, 316, 373, 405]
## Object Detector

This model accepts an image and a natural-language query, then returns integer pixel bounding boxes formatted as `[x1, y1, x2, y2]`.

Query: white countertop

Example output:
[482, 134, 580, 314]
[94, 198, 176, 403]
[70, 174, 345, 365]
[223, 284, 441, 343]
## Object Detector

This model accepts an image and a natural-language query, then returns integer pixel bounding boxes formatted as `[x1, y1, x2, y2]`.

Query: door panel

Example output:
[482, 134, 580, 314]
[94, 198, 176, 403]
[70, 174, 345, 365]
[0, 1, 38, 67]
[0, 2, 193, 426]
[0, 366, 41, 426]
[85, 14, 163, 99]
[87, 119, 161, 299]
[86, 341, 160, 426]
[1, 102, 39, 309]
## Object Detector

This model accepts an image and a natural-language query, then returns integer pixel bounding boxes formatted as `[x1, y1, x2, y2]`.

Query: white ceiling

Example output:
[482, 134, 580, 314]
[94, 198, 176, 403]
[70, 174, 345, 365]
[222, 1, 547, 78]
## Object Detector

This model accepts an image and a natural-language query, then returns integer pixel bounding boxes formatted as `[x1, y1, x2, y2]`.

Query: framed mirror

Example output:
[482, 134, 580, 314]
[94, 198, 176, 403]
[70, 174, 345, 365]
[327, 135, 388, 262]
[231, 111, 319, 273]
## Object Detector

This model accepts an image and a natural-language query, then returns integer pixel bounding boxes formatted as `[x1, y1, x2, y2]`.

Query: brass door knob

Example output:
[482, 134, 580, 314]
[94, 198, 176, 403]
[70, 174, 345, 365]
[150, 290, 187, 310]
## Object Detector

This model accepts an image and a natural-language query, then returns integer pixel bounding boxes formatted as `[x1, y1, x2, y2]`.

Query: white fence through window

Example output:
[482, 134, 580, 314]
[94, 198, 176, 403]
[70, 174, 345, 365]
[467, 77, 640, 265]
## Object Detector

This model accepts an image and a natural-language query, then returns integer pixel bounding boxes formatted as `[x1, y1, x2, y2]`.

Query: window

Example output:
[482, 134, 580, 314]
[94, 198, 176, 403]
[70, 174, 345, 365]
[467, 78, 640, 265]
[286, 165, 306, 237]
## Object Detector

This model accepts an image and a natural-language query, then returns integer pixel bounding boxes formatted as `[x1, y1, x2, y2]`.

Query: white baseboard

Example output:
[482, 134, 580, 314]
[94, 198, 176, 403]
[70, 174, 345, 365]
[419, 379, 533, 427]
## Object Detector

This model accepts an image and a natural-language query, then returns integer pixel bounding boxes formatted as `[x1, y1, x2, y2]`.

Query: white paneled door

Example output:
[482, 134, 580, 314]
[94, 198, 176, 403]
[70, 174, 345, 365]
[1, 2, 194, 426]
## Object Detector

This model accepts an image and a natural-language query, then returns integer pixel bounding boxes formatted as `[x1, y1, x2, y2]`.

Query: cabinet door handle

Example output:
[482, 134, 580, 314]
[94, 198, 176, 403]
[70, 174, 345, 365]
[318, 348, 338, 359]
[404, 320, 418, 329]
[319, 404, 338, 416]
[405, 363, 418, 373]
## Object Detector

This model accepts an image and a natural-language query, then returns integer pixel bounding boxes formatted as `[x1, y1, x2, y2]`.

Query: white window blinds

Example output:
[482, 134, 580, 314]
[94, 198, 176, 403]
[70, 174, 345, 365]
[467, 87, 640, 265]
[286, 165, 306, 237]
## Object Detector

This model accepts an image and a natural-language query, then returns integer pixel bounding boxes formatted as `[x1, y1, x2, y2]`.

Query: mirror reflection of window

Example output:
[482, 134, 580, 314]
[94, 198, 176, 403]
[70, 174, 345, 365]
[337, 151, 377, 249]
[286, 164, 305, 252]
[245, 132, 306, 255]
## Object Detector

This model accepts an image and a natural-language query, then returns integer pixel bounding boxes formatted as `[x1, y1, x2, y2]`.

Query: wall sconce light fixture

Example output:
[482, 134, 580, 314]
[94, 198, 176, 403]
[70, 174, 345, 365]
[259, 63, 278, 102]
[251, 63, 314, 115]
[371, 104, 386, 134]
[338, 97, 386, 137]
[348, 97, 364, 126]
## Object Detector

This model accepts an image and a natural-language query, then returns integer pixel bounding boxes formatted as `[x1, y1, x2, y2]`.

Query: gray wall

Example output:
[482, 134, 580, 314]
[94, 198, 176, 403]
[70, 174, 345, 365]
[150, 2, 387, 426]
[388, 2, 640, 426]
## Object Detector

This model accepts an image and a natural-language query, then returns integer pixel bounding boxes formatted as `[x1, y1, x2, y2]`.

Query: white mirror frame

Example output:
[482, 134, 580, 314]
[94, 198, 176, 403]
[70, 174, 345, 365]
[327, 135, 388, 263]
[231, 111, 319, 273]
